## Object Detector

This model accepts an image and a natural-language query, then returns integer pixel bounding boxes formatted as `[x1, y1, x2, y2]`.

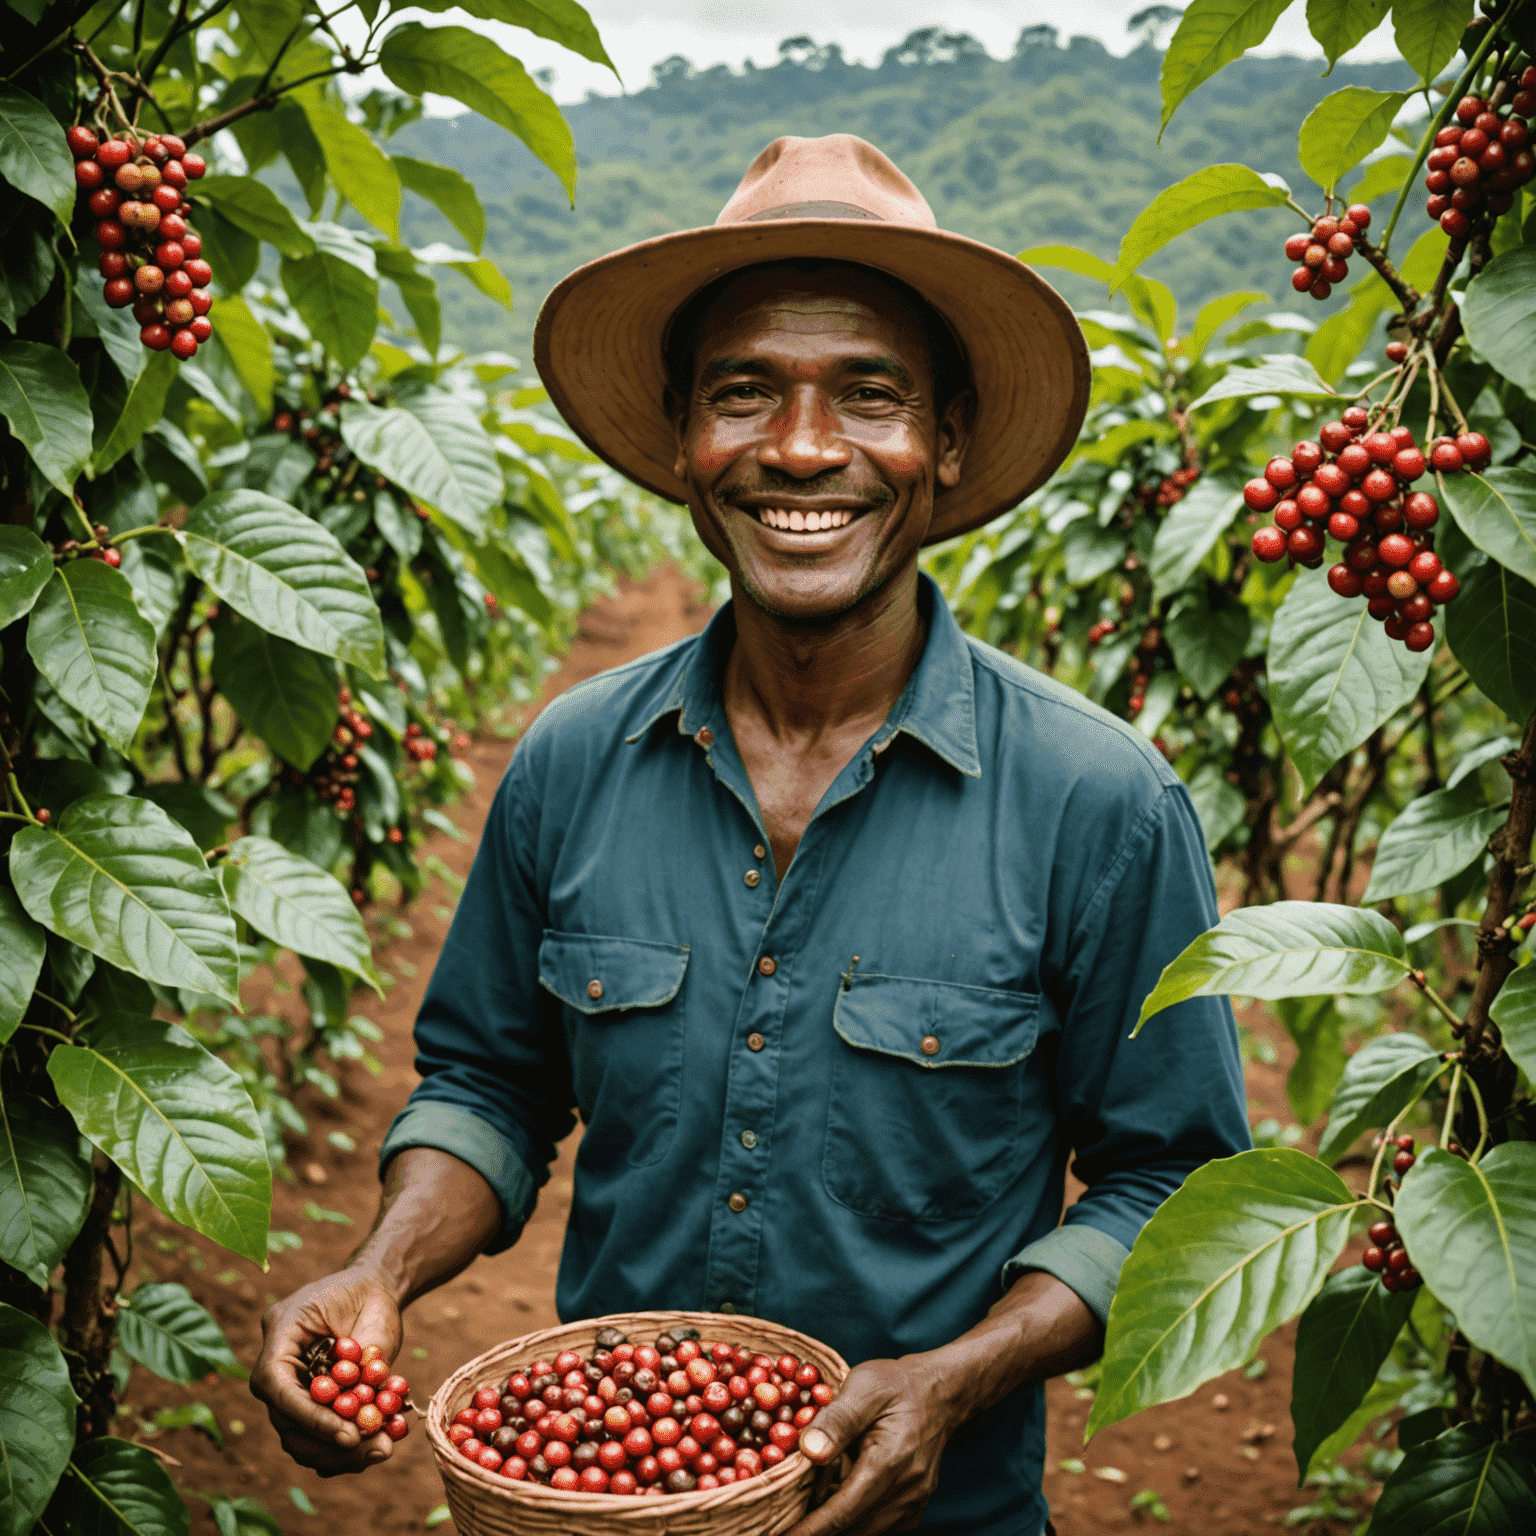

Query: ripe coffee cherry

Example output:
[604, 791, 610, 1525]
[183, 257, 212, 286]
[1402, 593, 1433, 624]
[1264, 457, 1298, 490]
[98, 251, 128, 279]
[1339, 489, 1370, 518]
[158, 211, 187, 240]
[1293, 266, 1317, 293]
[1378, 533, 1414, 568]
[1320, 254, 1348, 284]
[1288, 526, 1324, 561]
[1284, 232, 1311, 260]
[1393, 1150, 1416, 1175]
[1362, 570, 1391, 598]
[103, 277, 134, 308]
[1407, 551, 1442, 583]
[1427, 569, 1460, 604]
[1346, 540, 1378, 572]
[181, 152, 207, 178]
[1244, 478, 1280, 512]
[356, 1404, 384, 1435]
[1327, 511, 1360, 542]
[132, 298, 163, 325]
[1310, 278, 1332, 300]
[134, 264, 165, 295]
[165, 269, 193, 299]
[1456, 430, 1491, 467]
[95, 219, 127, 251]
[1313, 463, 1350, 498]
[1337, 442, 1371, 477]
[1392, 448, 1426, 480]
[1319, 421, 1353, 452]
[1441, 208, 1472, 237]
[1292, 440, 1323, 473]
[362, 1357, 390, 1388]
[165, 298, 194, 326]
[310, 1375, 340, 1404]
[1387, 570, 1419, 601]
[140, 323, 171, 351]
[1274, 499, 1302, 531]
[1403, 492, 1439, 530]
[1362, 468, 1398, 502]
[1328, 564, 1363, 598]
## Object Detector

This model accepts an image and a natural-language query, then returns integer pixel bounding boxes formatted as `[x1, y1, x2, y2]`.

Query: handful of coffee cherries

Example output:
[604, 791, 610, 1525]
[303, 1335, 413, 1443]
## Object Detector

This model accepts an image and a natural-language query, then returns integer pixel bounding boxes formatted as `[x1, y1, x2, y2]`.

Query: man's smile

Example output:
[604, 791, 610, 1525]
[752, 506, 859, 532]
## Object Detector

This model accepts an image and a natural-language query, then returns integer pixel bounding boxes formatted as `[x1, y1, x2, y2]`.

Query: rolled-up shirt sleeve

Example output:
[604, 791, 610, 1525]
[379, 741, 574, 1252]
[1002, 782, 1251, 1322]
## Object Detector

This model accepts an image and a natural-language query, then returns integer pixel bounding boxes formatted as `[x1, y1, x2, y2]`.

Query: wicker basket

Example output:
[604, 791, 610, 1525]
[428, 1310, 850, 1536]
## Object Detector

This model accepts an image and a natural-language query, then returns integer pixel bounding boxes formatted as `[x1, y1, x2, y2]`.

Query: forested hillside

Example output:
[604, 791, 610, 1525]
[385, 25, 1415, 364]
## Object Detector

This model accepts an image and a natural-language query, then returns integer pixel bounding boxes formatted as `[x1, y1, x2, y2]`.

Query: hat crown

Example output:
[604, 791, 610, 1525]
[715, 134, 938, 229]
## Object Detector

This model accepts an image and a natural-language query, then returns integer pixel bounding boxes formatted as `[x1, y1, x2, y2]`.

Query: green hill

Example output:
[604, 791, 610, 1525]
[385, 26, 1415, 364]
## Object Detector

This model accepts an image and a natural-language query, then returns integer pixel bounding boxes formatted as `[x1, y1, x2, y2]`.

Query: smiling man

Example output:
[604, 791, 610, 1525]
[252, 136, 1249, 1535]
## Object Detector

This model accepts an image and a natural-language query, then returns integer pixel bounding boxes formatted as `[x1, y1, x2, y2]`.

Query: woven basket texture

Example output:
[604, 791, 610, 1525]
[428, 1310, 850, 1536]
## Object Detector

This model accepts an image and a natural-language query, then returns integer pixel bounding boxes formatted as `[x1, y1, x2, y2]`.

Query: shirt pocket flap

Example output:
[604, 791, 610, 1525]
[538, 930, 690, 1015]
[833, 973, 1039, 1068]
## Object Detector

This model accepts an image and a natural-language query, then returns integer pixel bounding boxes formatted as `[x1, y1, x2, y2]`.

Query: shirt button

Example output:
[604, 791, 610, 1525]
[728, 1192, 748, 1212]
[757, 956, 777, 976]
[744, 869, 760, 888]
[695, 726, 714, 747]
[587, 979, 604, 1001]
[740, 1130, 758, 1150]
[719, 1301, 737, 1314]
[747, 1032, 765, 1052]
[753, 844, 767, 860]
[920, 1034, 941, 1056]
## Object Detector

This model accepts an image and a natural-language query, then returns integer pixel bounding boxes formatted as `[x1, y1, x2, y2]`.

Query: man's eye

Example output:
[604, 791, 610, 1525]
[850, 387, 895, 403]
[718, 384, 763, 401]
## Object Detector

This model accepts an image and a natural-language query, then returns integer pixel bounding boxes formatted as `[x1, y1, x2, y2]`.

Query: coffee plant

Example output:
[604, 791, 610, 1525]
[930, 1, 1536, 1524]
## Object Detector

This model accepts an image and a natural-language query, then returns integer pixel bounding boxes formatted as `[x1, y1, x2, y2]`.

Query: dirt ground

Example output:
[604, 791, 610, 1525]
[126, 567, 1365, 1536]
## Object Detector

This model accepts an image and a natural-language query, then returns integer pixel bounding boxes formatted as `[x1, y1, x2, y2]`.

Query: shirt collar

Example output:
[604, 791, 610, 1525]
[625, 573, 981, 780]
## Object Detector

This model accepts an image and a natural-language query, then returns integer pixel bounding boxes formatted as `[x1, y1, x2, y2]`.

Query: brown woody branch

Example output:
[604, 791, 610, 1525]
[181, 62, 356, 147]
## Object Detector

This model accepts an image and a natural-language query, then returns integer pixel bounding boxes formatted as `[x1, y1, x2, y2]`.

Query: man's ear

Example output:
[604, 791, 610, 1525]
[936, 388, 975, 491]
[664, 385, 689, 480]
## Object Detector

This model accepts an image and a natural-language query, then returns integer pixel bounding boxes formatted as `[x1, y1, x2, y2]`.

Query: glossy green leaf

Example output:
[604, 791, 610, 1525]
[1347, 151, 1414, 205]
[1360, 786, 1507, 903]
[391, 155, 486, 252]
[1165, 590, 1251, 700]
[1299, 88, 1408, 190]
[406, 0, 615, 69]
[1306, 0, 1392, 71]
[300, 99, 400, 241]
[380, 24, 576, 201]
[1113, 164, 1290, 287]
[1062, 519, 1125, 585]
[280, 225, 379, 371]
[1291, 1265, 1412, 1476]
[151, 1402, 222, 1446]
[1447, 735, 1518, 791]
[1137, 902, 1410, 1032]
[0, 887, 45, 1045]
[0, 1301, 77, 1536]
[9, 796, 239, 1006]
[1440, 467, 1536, 588]
[116, 1282, 246, 1382]
[25, 563, 157, 754]
[1184, 290, 1266, 361]
[1186, 354, 1338, 413]
[0, 84, 75, 223]
[1316, 1033, 1445, 1165]
[1158, 1, 1295, 137]
[1016, 245, 1177, 343]
[0, 1094, 91, 1289]
[1149, 475, 1247, 603]
[1445, 560, 1536, 725]
[1393, 0, 1476, 86]
[1186, 762, 1247, 852]
[1462, 248, 1536, 395]
[1269, 564, 1434, 795]
[0, 526, 52, 628]
[413, 243, 513, 311]
[1489, 965, 1536, 1082]
[1274, 995, 1349, 1125]
[94, 349, 178, 474]
[1370, 1424, 1536, 1535]
[1396, 1144, 1536, 1393]
[212, 620, 338, 771]
[1306, 274, 1396, 385]
[48, 1014, 270, 1266]
[1088, 1149, 1354, 1437]
[179, 490, 385, 677]
[212, 295, 276, 416]
[44, 1437, 190, 1536]
[0, 339, 94, 497]
[137, 783, 236, 854]
[192, 176, 316, 259]
[219, 835, 379, 990]
[375, 245, 441, 357]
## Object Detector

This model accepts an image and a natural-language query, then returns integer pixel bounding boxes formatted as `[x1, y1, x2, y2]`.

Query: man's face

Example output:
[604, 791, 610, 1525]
[671, 266, 969, 625]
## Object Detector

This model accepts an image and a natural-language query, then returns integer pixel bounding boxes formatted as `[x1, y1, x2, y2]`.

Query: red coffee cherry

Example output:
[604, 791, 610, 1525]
[1327, 511, 1360, 543]
[1264, 457, 1298, 490]
[103, 277, 135, 308]
[1319, 420, 1354, 452]
[1455, 430, 1491, 467]
[1292, 441, 1324, 473]
[1403, 492, 1439, 530]
[1284, 232, 1311, 261]
[1407, 551, 1442, 584]
[1427, 569, 1460, 604]
[1288, 526, 1324, 561]
[1296, 484, 1331, 518]
[1362, 468, 1399, 503]
[1244, 478, 1281, 512]
[181, 152, 207, 178]
[1327, 564, 1363, 598]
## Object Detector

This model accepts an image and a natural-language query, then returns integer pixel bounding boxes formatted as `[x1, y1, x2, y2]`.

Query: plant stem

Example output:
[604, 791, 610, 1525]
[32, 992, 78, 1025]
[1366, 1068, 1451, 1196]
[1440, 1062, 1463, 1149]
[1410, 969, 1465, 1031]
[181, 63, 356, 147]
[17, 1023, 76, 1045]
[1462, 1067, 1490, 1161]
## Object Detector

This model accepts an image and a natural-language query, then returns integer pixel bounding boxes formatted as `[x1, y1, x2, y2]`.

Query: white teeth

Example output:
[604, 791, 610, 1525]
[788, 509, 806, 531]
[755, 508, 854, 531]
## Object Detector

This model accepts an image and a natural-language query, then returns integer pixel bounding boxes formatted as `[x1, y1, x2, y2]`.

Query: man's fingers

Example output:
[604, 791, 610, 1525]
[788, 1455, 901, 1536]
[799, 1366, 890, 1464]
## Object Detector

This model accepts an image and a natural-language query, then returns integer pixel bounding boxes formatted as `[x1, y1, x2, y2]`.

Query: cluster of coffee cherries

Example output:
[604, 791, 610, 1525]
[1285, 203, 1372, 302]
[1424, 80, 1535, 239]
[301, 687, 374, 820]
[448, 1325, 835, 1497]
[304, 1335, 412, 1441]
[66, 126, 212, 360]
[1359, 1135, 1429, 1292]
[1147, 465, 1201, 508]
[404, 722, 439, 764]
[1246, 407, 1488, 651]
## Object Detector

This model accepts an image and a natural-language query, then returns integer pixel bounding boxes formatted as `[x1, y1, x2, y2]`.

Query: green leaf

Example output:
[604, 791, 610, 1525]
[1306, 0, 1392, 71]
[0, 84, 76, 223]
[0, 1301, 78, 1536]
[1463, 249, 1536, 395]
[1268, 564, 1434, 795]
[1315, 1033, 1445, 1165]
[0, 889, 46, 1046]
[1360, 786, 1506, 903]
[179, 490, 385, 677]
[212, 620, 338, 771]
[1298, 88, 1408, 190]
[0, 526, 52, 627]
[1290, 1265, 1412, 1476]
[1158, 1, 1295, 137]
[0, 1094, 91, 1289]
[1149, 475, 1246, 603]
[44, 1437, 190, 1536]
[151, 1402, 222, 1446]
[406, 0, 615, 70]
[9, 796, 239, 1006]
[1370, 1424, 1536, 1535]
[1306, 272, 1396, 385]
[117, 1282, 247, 1382]
[1088, 1149, 1354, 1437]
[1137, 902, 1410, 1033]
[207, 1495, 283, 1536]
[192, 176, 316, 259]
[1395, 1143, 1536, 1394]
[280, 225, 379, 371]
[0, 339, 93, 497]
[1186, 354, 1338, 413]
[212, 295, 276, 416]
[94, 349, 178, 474]
[1347, 152, 1414, 205]
[219, 836, 379, 990]
[392, 156, 486, 253]
[1186, 762, 1248, 851]
[340, 395, 502, 533]
[137, 783, 236, 853]
[1184, 290, 1267, 361]
[1440, 467, 1536, 588]
[374, 245, 441, 358]
[1445, 560, 1536, 725]
[1489, 965, 1536, 1082]
[196, 208, 260, 292]
[413, 243, 513, 312]
[1017, 245, 1176, 343]
[25, 563, 157, 755]
[1166, 590, 1251, 700]
[1062, 519, 1125, 585]
[1274, 995, 1349, 1125]
[48, 1014, 270, 1266]
[379, 24, 576, 201]
[1393, 0, 1476, 86]
[299, 99, 400, 242]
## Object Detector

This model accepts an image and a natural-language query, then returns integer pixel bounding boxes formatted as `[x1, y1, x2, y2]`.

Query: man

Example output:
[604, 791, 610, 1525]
[252, 135, 1249, 1535]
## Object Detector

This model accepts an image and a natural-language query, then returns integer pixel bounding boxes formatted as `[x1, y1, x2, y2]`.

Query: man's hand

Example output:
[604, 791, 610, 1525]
[250, 1268, 403, 1476]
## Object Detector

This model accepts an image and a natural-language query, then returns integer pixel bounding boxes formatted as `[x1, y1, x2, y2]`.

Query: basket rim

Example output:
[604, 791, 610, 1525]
[426, 1310, 849, 1512]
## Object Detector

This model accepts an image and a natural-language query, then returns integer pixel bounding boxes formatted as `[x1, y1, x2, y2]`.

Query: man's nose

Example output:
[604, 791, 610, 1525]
[758, 386, 852, 478]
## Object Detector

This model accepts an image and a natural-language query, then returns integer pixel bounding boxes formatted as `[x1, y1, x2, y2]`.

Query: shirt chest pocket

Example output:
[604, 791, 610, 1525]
[538, 930, 690, 1169]
[823, 973, 1039, 1222]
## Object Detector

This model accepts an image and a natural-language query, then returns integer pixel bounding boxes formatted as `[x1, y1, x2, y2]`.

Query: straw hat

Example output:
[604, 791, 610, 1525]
[533, 133, 1090, 544]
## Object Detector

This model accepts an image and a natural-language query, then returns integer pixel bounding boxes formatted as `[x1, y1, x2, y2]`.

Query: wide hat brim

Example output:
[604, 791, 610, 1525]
[533, 220, 1090, 544]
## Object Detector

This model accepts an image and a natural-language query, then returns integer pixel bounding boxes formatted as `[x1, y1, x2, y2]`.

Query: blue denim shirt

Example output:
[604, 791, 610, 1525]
[382, 575, 1249, 1534]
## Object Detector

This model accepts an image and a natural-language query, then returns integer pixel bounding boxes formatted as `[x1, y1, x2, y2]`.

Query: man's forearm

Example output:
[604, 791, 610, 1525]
[348, 1148, 503, 1307]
